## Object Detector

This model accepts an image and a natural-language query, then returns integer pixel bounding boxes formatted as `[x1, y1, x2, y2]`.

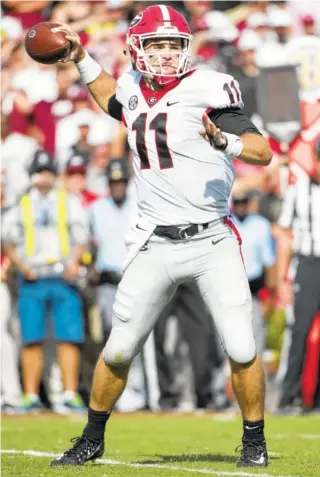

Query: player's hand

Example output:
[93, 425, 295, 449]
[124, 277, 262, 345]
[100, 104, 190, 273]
[199, 113, 227, 149]
[53, 24, 85, 63]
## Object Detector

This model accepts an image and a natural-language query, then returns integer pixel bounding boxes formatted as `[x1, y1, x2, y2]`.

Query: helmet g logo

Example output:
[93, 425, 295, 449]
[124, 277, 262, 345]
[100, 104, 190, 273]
[130, 12, 143, 28]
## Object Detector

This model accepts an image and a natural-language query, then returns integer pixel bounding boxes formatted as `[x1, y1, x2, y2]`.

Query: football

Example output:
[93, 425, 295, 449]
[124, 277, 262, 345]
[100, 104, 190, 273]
[25, 22, 71, 64]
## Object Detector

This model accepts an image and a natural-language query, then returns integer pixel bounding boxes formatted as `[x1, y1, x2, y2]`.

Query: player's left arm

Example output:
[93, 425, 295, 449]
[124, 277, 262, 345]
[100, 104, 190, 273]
[199, 108, 272, 166]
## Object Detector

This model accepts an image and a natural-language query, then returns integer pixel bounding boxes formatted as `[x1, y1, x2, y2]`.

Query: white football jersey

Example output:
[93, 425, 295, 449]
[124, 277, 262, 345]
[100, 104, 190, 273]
[116, 68, 243, 226]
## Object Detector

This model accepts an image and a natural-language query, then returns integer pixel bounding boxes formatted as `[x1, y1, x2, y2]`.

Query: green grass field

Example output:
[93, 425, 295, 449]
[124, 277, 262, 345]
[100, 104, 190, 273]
[2, 412, 320, 477]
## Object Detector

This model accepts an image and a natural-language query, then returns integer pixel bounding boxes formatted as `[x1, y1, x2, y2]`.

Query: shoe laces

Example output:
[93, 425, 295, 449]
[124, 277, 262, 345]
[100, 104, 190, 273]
[235, 440, 264, 455]
[63, 436, 95, 459]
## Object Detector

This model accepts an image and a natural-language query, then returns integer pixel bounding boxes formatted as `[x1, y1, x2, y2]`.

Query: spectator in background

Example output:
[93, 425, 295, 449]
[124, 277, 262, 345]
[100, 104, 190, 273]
[30, 64, 79, 154]
[86, 144, 111, 196]
[2, 150, 88, 414]
[0, 172, 22, 414]
[62, 152, 100, 207]
[1, 114, 39, 205]
[184, 0, 212, 32]
[230, 29, 261, 119]
[301, 15, 316, 36]
[55, 88, 117, 167]
[232, 191, 276, 353]
[0, 15, 24, 67]
[1, 1, 52, 29]
[229, 0, 270, 33]
[268, 8, 294, 44]
[84, 0, 130, 78]
[246, 12, 276, 41]
[276, 142, 320, 414]
[192, 10, 239, 72]
[51, 0, 94, 33]
[8, 63, 77, 153]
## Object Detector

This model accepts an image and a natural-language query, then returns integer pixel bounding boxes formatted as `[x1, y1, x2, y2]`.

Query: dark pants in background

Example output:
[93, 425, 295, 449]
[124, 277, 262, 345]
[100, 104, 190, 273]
[154, 283, 222, 409]
[280, 256, 320, 407]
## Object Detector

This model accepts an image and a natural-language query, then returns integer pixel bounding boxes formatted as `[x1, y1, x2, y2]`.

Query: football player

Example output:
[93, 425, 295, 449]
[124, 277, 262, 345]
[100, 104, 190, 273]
[49, 5, 272, 468]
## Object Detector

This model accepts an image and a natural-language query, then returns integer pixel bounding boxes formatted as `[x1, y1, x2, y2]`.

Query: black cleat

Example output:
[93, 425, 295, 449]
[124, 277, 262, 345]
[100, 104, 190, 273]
[236, 440, 268, 467]
[50, 436, 104, 467]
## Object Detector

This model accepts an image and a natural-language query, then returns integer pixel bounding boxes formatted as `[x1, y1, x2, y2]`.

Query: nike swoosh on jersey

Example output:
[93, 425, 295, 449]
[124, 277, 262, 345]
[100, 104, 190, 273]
[212, 237, 226, 246]
[136, 224, 147, 231]
[166, 101, 180, 107]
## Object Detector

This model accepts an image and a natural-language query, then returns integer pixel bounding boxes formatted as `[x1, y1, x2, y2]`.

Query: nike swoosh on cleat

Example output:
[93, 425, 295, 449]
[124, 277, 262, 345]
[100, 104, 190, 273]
[249, 456, 266, 465]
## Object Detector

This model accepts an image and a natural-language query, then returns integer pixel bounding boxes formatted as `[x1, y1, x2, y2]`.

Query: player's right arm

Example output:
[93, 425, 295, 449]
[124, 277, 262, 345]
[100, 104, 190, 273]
[59, 25, 118, 117]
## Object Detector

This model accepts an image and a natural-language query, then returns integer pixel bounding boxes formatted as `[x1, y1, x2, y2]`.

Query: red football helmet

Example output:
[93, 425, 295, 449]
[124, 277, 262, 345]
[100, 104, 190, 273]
[126, 5, 193, 85]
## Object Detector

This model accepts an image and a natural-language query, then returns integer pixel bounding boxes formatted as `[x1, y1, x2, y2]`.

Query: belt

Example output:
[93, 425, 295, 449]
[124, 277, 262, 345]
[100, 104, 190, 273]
[154, 221, 215, 240]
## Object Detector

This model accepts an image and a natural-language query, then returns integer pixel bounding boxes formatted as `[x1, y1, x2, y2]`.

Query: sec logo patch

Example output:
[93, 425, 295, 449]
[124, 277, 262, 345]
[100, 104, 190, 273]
[129, 95, 138, 110]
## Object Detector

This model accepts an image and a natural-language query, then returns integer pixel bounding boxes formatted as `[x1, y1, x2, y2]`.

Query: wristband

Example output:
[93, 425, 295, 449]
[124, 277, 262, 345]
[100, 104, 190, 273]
[76, 51, 102, 84]
[222, 133, 244, 158]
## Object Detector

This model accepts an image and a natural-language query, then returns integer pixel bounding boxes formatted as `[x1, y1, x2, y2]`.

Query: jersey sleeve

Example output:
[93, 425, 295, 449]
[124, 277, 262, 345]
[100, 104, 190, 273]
[198, 71, 244, 110]
[208, 108, 262, 136]
[108, 95, 123, 121]
[115, 68, 141, 108]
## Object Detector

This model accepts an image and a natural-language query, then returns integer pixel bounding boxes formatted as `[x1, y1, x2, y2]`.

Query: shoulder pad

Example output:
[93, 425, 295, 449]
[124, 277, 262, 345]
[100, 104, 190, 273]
[116, 68, 141, 106]
[188, 70, 244, 110]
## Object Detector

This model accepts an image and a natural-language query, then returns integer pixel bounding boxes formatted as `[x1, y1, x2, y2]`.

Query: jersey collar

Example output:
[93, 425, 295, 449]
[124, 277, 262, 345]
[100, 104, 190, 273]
[139, 70, 196, 108]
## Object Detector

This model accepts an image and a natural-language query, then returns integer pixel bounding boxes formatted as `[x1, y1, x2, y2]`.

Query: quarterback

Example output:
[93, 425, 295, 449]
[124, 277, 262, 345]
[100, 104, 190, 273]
[50, 5, 272, 468]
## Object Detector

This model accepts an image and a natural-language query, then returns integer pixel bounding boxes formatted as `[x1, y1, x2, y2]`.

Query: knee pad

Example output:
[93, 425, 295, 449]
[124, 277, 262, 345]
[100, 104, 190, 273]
[226, 336, 257, 364]
[102, 327, 138, 367]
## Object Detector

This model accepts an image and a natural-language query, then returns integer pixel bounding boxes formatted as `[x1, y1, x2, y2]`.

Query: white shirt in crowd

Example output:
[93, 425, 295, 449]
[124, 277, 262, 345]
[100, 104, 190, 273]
[1, 133, 39, 205]
[89, 194, 137, 273]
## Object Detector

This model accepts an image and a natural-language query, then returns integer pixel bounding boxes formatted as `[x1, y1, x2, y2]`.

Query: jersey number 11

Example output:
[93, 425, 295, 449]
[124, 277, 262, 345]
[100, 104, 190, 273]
[132, 113, 173, 170]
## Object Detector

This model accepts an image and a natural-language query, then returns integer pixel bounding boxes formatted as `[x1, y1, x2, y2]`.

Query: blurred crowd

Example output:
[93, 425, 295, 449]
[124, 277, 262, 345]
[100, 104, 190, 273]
[1, 0, 320, 416]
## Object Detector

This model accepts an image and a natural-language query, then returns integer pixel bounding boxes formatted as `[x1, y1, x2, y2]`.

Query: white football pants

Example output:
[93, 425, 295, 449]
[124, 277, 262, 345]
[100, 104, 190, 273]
[103, 216, 256, 366]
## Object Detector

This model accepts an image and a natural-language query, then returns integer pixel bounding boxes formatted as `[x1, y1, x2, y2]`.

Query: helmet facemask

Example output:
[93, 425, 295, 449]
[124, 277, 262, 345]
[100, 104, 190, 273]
[128, 34, 193, 85]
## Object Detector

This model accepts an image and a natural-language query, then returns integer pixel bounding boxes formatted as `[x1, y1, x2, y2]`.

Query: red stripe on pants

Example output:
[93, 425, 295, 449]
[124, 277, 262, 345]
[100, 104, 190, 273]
[223, 215, 244, 264]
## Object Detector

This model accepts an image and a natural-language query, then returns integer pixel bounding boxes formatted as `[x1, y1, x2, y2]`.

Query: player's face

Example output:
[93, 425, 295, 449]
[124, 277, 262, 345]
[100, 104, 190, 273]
[143, 38, 183, 76]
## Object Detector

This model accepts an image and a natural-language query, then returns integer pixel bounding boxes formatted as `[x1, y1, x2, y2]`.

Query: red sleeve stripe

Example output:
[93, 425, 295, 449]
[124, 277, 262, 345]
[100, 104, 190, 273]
[122, 111, 127, 127]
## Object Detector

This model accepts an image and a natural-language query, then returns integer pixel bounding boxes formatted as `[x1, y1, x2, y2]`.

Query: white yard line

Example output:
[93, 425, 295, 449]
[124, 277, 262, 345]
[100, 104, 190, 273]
[0, 449, 304, 477]
[275, 434, 320, 439]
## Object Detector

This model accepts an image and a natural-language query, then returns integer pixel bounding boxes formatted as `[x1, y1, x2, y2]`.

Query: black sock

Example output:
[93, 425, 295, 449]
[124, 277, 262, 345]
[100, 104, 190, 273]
[83, 407, 111, 441]
[243, 420, 265, 442]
